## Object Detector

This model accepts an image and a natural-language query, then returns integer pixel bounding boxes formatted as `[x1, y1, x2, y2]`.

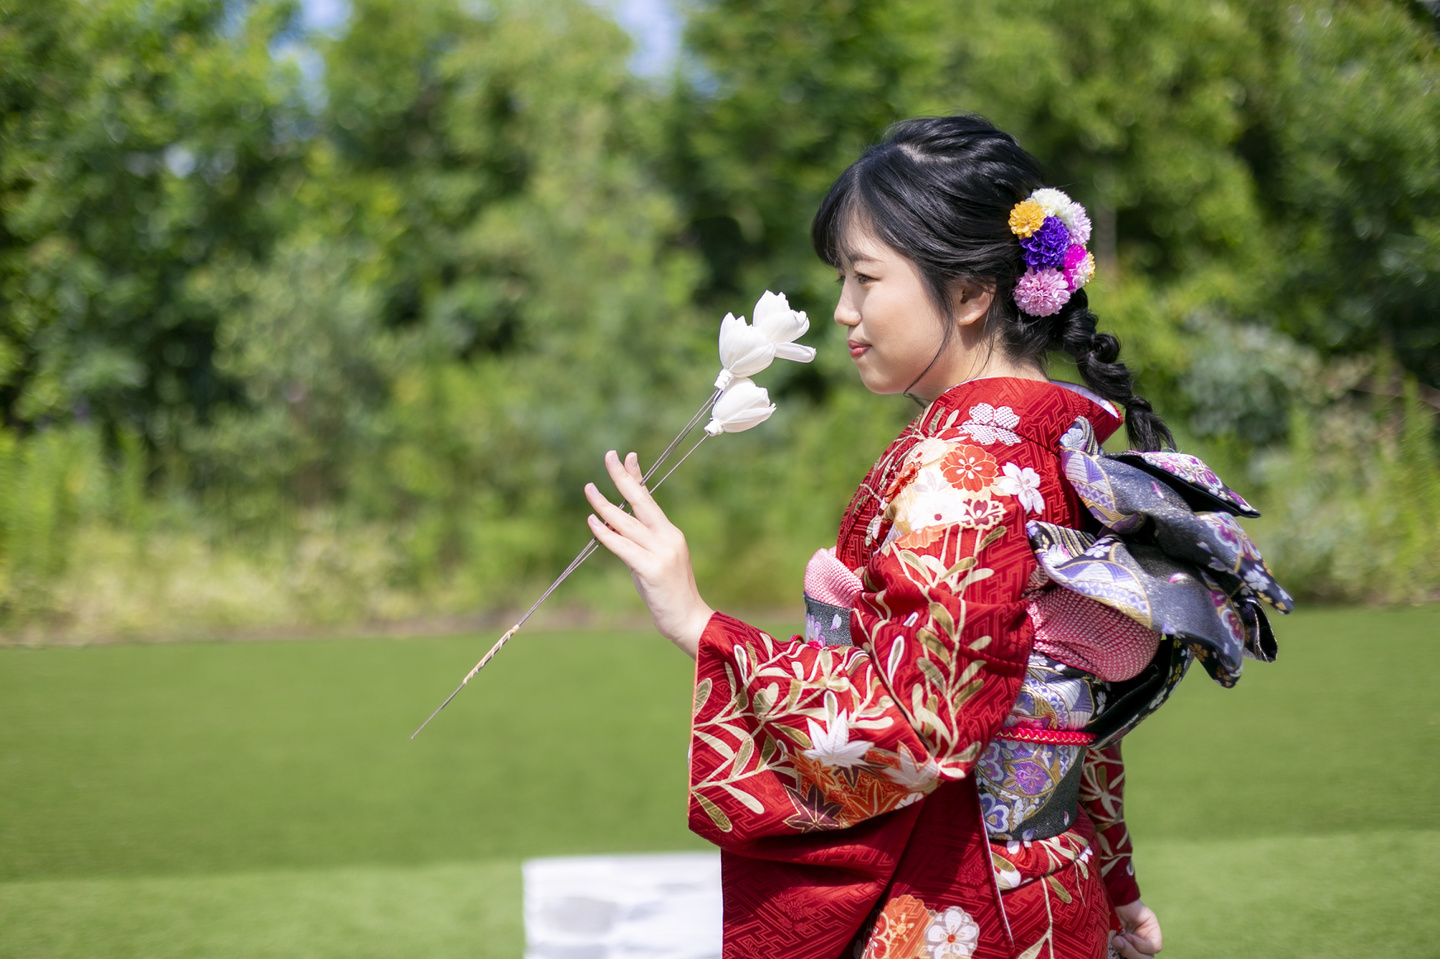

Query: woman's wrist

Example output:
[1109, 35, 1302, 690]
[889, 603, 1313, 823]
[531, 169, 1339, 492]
[664, 604, 714, 660]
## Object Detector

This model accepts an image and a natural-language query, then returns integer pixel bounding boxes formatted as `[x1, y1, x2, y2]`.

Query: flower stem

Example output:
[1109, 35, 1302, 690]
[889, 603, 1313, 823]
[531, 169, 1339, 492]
[641, 388, 720, 484]
[411, 391, 721, 738]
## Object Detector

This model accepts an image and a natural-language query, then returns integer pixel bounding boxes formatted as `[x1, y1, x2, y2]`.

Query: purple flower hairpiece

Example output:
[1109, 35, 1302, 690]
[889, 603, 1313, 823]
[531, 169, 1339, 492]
[1007, 188, 1096, 317]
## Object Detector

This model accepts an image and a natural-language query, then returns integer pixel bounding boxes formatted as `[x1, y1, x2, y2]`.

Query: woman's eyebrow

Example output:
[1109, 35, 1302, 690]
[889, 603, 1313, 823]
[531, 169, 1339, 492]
[840, 246, 881, 267]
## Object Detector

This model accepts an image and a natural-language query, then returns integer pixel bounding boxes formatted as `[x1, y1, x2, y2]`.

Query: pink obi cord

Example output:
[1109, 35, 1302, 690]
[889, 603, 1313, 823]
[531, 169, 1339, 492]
[992, 726, 1096, 746]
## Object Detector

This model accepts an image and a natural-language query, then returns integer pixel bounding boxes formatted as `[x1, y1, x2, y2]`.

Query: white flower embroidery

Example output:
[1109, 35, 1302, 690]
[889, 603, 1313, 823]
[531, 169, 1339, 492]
[910, 437, 954, 466]
[883, 745, 940, 791]
[955, 497, 1004, 530]
[996, 462, 1044, 513]
[1243, 567, 1271, 592]
[957, 404, 1020, 445]
[925, 906, 980, 959]
[992, 853, 1023, 891]
[902, 488, 972, 531]
[1038, 544, 1071, 571]
[802, 711, 872, 769]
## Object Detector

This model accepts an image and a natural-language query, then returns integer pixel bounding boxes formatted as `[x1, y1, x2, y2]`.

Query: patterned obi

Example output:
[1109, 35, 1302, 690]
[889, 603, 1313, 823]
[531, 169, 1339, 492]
[799, 417, 1293, 843]
[977, 653, 1103, 842]
[802, 547, 861, 647]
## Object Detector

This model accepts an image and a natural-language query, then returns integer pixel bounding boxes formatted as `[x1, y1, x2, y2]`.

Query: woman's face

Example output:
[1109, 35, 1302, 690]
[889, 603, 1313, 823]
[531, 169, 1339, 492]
[834, 228, 974, 402]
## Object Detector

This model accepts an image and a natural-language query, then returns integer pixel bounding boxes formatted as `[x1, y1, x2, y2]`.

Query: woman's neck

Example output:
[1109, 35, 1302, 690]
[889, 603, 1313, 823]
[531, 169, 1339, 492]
[912, 350, 1049, 404]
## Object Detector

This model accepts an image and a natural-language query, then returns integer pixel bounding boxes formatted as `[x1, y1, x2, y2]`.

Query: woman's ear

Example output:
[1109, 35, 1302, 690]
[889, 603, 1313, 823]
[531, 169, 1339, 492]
[950, 278, 995, 328]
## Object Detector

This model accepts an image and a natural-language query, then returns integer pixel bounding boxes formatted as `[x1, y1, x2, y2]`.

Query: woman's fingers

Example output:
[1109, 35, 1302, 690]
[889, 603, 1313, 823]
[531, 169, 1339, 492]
[1113, 937, 1157, 959]
[583, 482, 651, 543]
[1113, 900, 1162, 957]
[604, 450, 667, 526]
[583, 451, 710, 657]
[586, 513, 646, 566]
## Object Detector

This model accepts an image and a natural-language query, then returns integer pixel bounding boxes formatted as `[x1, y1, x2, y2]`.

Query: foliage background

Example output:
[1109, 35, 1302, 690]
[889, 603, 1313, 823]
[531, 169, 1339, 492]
[0, 0, 1437, 640]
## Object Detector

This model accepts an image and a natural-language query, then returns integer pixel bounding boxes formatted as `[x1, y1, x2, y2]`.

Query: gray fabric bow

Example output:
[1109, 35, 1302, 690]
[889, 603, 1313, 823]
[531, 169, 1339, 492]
[1028, 418, 1290, 689]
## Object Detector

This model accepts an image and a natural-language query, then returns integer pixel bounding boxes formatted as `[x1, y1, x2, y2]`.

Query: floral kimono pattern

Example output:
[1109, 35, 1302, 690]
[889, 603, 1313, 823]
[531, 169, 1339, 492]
[690, 379, 1137, 959]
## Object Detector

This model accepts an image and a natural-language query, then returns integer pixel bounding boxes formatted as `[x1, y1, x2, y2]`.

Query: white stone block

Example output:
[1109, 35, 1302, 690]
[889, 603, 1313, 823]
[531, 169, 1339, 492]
[522, 852, 723, 959]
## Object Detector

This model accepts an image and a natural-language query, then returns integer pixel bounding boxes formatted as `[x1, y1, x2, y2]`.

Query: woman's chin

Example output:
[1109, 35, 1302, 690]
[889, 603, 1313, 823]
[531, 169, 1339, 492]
[852, 363, 901, 397]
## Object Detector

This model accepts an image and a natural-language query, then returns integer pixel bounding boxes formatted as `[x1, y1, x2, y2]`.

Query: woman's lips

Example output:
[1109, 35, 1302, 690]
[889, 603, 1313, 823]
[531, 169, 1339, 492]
[848, 341, 869, 358]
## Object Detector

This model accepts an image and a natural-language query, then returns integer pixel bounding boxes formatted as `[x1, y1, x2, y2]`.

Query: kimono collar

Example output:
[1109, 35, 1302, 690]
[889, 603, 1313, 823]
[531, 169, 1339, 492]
[915, 376, 1124, 448]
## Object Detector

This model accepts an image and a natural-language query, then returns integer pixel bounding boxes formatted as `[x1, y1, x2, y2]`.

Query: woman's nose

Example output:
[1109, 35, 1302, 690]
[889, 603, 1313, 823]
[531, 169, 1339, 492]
[834, 285, 860, 328]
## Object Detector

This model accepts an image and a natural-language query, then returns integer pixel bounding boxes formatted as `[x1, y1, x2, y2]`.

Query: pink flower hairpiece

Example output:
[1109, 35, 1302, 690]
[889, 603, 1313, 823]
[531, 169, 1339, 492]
[1008, 188, 1096, 317]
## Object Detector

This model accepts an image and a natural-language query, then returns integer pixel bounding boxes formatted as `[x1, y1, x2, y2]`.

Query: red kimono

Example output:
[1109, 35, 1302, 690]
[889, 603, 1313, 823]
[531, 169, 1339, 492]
[688, 378, 1141, 959]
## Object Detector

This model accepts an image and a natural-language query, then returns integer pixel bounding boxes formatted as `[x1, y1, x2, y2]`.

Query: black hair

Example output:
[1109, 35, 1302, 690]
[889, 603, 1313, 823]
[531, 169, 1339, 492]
[812, 114, 1174, 451]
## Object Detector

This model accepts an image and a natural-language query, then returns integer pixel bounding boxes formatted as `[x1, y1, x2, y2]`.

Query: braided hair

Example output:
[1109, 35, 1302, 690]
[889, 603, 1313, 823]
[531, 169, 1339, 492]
[812, 114, 1174, 451]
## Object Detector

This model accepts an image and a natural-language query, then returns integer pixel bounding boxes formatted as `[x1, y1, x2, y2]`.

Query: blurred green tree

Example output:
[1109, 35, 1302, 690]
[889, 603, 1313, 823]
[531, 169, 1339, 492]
[670, 0, 1440, 400]
[1, 0, 1436, 632]
[189, 0, 711, 586]
[0, 0, 308, 444]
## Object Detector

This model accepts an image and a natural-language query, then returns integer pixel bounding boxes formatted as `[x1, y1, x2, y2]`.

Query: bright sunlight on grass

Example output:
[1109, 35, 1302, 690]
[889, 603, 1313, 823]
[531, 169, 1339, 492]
[2, 605, 1436, 957]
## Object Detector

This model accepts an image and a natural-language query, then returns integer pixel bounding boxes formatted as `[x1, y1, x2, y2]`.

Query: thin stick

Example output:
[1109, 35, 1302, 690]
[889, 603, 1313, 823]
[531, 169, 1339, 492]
[648, 433, 709, 491]
[411, 401, 718, 739]
[641, 389, 720, 484]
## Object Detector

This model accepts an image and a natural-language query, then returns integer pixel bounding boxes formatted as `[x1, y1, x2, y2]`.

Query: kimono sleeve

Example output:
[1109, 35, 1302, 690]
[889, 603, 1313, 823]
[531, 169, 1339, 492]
[688, 438, 1045, 846]
[1079, 742, 1142, 906]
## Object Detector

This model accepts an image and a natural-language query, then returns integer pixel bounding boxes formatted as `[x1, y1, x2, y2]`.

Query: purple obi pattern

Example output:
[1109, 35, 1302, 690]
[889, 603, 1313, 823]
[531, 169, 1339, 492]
[1029, 417, 1291, 692]
[978, 654, 1102, 841]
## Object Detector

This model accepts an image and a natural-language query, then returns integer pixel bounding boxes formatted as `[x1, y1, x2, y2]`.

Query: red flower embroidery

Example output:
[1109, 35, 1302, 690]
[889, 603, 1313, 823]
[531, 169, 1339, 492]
[863, 894, 932, 959]
[895, 526, 945, 551]
[939, 445, 998, 492]
[883, 461, 921, 503]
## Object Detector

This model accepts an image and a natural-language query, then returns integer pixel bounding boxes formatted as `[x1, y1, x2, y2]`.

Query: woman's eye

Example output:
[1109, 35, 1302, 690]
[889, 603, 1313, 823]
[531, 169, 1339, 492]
[855, 273, 875, 285]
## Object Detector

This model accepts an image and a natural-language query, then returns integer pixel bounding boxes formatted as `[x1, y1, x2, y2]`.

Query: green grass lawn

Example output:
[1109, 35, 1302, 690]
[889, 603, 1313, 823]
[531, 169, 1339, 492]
[2, 605, 1437, 958]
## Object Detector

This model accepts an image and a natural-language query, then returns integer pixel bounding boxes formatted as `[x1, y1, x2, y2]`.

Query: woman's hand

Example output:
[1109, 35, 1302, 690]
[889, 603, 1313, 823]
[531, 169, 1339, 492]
[1111, 899, 1162, 958]
[585, 450, 713, 658]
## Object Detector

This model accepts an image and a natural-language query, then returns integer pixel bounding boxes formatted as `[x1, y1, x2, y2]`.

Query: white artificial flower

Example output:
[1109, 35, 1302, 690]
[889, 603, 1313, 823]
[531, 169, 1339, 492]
[714, 291, 816, 389]
[801, 711, 872, 769]
[752, 290, 817, 363]
[715, 312, 776, 389]
[997, 462, 1045, 514]
[925, 906, 980, 959]
[704, 377, 776, 435]
[1059, 201, 1092, 245]
[1029, 188, 1073, 218]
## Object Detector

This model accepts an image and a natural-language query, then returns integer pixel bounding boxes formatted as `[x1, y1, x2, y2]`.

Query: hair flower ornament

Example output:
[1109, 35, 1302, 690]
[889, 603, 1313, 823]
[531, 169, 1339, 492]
[1010, 188, 1095, 317]
[413, 292, 813, 737]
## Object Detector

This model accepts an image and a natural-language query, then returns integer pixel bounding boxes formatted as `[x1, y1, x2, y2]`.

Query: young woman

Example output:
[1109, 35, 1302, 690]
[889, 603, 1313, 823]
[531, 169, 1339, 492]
[583, 115, 1236, 959]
